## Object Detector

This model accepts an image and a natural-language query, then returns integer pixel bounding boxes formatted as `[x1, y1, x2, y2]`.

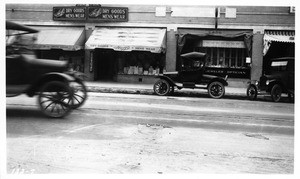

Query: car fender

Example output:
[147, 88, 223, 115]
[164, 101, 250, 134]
[26, 72, 76, 97]
[247, 80, 258, 85]
[155, 75, 177, 87]
[266, 79, 284, 92]
[202, 74, 228, 85]
[247, 80, 259, 89]
[65, 71, 88, 81]
[207, 77, 228, 87]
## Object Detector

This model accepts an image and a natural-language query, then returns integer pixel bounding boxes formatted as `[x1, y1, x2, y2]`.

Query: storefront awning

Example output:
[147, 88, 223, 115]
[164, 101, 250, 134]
[264, 30, 295, 43]
[29, 26, 85, 51]
[177, 28, 253, 56]
[85, 27, 166, 53]
[263, 30, 295, 56]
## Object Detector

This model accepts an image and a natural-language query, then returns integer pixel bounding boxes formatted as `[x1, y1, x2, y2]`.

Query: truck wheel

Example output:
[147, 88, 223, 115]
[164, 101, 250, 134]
[38, 81, 73, 118]
[69, 79, 87, 109]
[288, 93, 294, 103]
[208, 81, 225, 99]
[247, 84, 257, 100]
[271, 84, 282, 102]
[153, 79, 170, 96]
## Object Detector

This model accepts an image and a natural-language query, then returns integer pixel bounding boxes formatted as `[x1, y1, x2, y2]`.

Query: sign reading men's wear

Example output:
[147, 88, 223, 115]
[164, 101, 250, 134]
[88, 7, 128, 21]
[53, 6, 86, 20]
[53, 6, 128, 22]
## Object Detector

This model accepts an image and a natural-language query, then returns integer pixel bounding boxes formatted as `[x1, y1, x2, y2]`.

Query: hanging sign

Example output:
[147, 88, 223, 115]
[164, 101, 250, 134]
[53, 6, 86, 20]
[201, 40, 245, 48]
[53, 6, 128, 22]
[87, 6, 128, 22]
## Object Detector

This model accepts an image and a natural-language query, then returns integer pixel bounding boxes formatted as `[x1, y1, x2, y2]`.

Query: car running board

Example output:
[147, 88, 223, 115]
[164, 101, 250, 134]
[175, 83, 207, 89]
[6, 85, 30, 97]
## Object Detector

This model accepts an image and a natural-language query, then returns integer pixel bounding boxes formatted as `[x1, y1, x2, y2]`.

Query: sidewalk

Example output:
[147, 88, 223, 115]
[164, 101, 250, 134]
[84, 81, 248, 98]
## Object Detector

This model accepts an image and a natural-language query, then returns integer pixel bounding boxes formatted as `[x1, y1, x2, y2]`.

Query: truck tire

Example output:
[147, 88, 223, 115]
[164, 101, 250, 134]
[208, 81, 225, 99]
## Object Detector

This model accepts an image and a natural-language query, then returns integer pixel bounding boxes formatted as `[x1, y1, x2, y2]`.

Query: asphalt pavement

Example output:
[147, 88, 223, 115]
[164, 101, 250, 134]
[6, 92, 294, 174]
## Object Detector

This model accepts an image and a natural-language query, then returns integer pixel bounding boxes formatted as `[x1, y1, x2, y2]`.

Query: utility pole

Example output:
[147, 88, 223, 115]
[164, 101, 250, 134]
[215, 7, 219, 29]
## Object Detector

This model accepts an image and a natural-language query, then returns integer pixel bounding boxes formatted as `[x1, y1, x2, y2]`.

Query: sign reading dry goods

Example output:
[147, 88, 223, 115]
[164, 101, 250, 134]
[53, 6, 86, 20]
[88, 7, 128, 21]
[53, 6, 128, 22]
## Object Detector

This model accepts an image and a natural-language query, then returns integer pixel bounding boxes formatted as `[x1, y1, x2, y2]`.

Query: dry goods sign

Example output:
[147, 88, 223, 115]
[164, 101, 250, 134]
[53, 6, 128, 22]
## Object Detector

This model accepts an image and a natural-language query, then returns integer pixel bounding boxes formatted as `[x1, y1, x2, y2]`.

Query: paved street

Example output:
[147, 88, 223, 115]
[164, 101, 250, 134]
[6, 92, 294, 174]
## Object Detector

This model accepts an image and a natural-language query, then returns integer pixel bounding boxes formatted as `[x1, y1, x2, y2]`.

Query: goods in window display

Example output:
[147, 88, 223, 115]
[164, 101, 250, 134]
[143, 70, 149, 75]
[121, 66, 162, 76]
[118, 51, 165, 76]
[156, 67, 160, 75]
[138, 67, 143, 75]
[133, 66, 139, 75]
[149, 66, 154, 75]
[123, 66, 129, 74]
[128, 66, 134, 74]
[153, 69, 156, 75]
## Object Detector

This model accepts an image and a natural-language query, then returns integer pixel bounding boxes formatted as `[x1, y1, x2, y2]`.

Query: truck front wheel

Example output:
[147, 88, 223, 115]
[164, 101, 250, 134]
[247, 84, 258, 100]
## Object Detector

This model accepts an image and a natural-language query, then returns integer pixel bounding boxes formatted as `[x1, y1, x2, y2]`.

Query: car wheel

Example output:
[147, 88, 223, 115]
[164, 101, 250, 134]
[38, 81, 74, 118]
[208, 81, 225, 99]
[247, 84, 257, 100]
[153, 79, 170, 96]
[288, 93, 294, 103]
[271, 84, 282, 102]
[69, 79, 87, 109]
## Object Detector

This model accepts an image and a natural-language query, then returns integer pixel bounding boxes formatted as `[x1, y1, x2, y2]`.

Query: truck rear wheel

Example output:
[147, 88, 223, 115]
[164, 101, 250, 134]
[38, 81, 73, 118]
[153, 79, 170, 96]
[208, 81, 225, 99]
[271, 84, 282, 102]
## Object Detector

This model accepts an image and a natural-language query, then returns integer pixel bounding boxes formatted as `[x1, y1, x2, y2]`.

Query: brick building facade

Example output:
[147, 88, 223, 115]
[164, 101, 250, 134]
[6, 4, 295, 87]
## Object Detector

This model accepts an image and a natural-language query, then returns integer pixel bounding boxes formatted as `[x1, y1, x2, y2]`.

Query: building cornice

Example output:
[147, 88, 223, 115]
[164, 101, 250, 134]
[8, 20, 295, 32]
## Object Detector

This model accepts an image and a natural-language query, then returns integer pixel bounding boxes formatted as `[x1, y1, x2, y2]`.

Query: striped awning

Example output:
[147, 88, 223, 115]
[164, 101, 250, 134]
[264, 30, 295, 43]
[85, 27, 166, 53]
[29, 26, 85, 51]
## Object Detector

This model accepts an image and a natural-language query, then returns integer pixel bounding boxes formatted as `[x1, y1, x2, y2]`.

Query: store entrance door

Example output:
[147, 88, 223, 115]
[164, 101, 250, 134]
[95, 49, 116, 81]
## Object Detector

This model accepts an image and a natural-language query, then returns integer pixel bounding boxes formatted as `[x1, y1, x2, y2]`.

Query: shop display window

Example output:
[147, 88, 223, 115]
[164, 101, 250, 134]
[195, 47, 249, 69]
[36, 49, 85, 72]
[117, 51, 165, 76]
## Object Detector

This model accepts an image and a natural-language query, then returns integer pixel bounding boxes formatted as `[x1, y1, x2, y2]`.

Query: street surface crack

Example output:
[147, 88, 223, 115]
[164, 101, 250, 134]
[243, 133, 269, 140]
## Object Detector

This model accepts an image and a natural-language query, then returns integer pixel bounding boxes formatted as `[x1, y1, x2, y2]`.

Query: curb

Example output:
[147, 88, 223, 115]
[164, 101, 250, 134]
[86, 86, 248, 99]
[87, 86, 152, 94]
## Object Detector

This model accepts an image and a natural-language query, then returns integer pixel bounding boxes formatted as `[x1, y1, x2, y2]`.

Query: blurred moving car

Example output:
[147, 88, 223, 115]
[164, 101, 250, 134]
[247, 57, 294, 102]
[153, 52, 228, 99]
[6, 21, 87, 117]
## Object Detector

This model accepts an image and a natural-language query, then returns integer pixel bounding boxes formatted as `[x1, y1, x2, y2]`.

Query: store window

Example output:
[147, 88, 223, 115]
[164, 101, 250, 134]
[117, 51, 165, 76]
[35, 49, 85, 72]
[194, 47, 248, 68]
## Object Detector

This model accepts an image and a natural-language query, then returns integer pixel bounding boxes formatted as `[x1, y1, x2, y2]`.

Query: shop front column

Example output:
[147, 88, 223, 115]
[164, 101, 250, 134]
[84, 25, 95, 81]
[251, 32, 264, 81]
[84, 49, 95, 81]
[165, 29, 177, 72]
